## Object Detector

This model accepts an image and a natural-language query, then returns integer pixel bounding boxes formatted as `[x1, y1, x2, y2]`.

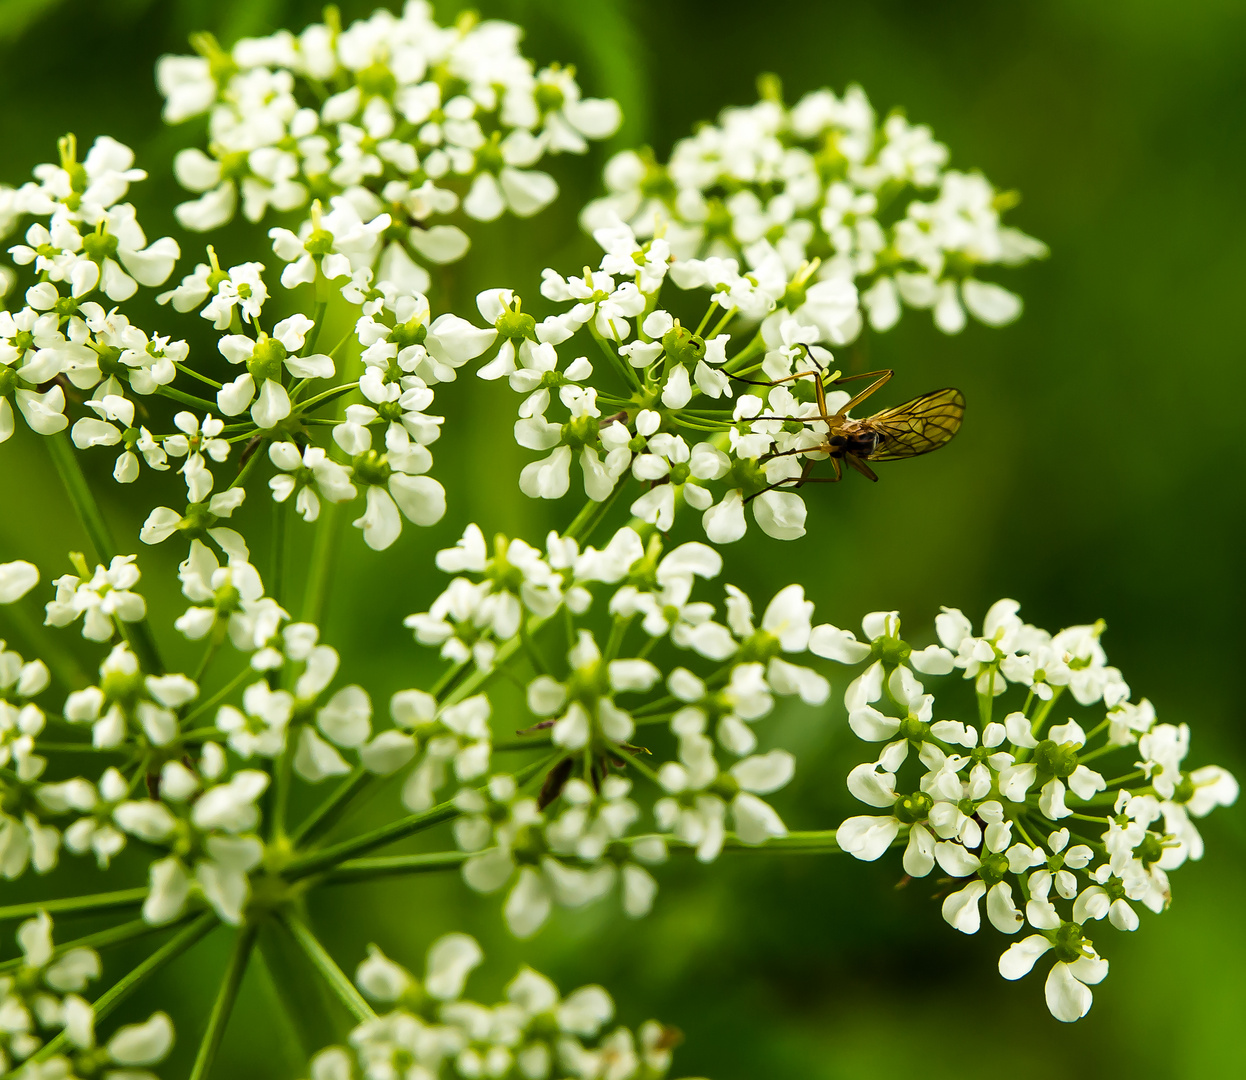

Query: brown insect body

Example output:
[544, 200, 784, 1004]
[820, 382, 966, 482]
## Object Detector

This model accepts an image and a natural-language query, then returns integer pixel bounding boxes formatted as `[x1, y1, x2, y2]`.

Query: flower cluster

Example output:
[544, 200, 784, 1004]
[0, 133, 475, 553]
[304, 933, 693, 1080]
[0, 135, 179, 442]
[407, 523, 827, 936]
[582, 79, 1046, 336]
[823, 601, 1237, 1021]
[454, 222, 861, 543]
[159, 2, 621, 291]
[0, 913, 175, 1078]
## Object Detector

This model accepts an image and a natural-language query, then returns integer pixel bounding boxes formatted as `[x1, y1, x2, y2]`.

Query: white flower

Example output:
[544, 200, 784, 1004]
[217, 314, 334, 429]
[0, 561, 39, 604]
[998, 932, 1108, 1023]
[44, 555, 147, 642]
[269, 441, 357, 521]
[656, 735, 793, 861]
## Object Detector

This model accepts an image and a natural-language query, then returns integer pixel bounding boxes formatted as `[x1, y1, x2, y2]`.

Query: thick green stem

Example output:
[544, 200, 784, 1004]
[255, 923, 337, 1064]
[271, 496, 289, 608]
[0, 886, 148, 923]
[589, 324, 643, 392]
[289, 767, 373, 848]
[279, 911, 375, 1023]
[304, 300, 329, 356]
[283, 752, 558, 880]
[300, 502, 341, 626]
[46, 430, 164, 674]
[269, 740, 295, 844]
[324, 850, 470, 884]
[493, 735, 553, 752]
[718, 830, 843, 854]
[28, 912, 217, 1064]
[157, 384, 220, 412]
[189, 923, 258, 1080]
[656, 831, 846, 857]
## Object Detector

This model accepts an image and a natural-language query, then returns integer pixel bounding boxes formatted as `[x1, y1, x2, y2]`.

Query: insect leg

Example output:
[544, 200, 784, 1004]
[788, 458, 844, 485]
[833, 369, 894, 412]
[725, 369, 826, 390]
[845, 454, 879, 482]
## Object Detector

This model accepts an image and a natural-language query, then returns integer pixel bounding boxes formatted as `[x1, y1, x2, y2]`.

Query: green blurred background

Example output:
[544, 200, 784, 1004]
[1, 0, 1245, 1077]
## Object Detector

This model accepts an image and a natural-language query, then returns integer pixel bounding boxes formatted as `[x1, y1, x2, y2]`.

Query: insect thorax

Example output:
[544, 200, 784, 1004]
[828, 425, 882, 459]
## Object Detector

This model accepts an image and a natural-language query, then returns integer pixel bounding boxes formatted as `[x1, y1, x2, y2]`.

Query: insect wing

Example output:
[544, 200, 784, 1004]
[863, 388, 965, 461]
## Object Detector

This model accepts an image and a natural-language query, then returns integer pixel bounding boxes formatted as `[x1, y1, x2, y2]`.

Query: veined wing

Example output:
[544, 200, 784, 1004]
[863, 387, 965, 461]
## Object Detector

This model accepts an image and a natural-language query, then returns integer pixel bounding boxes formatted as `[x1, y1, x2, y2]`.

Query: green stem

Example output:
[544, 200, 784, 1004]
[296, 380, 360, 416]
[603, 614, 631, 662]
[28, 912, 217, 1064]
[612, 744, 664, 786]
[176, 364, 224, 390]
[46, 431, 164, 674]
[693, 302, 719, 336]
[304, 300, 329, 356]
[181, 665, 253, 729]
[0, 917, 167, 974]
[283, 752, 558, 879]
[493, 735, 553, 752]
[278, 912, 375, 1023]
[254, 924, 336, 1065]
[300, 502, 341, 626]
[1077, 743, 1122, 764]
[156, 384, 220, 412]
[269, 741, 295, 844]
[1102, 769, 1144, 786]
[563, 474, 630, 543]
[289, 767, 373, 849]
[0, 887, 148, 923]
[324, 850, 470, 884]
[27, 741, 115, 753]
[271, 496, 288, 609]
[708, 305, 738, 338]
[228, 442, 266, 490]
[722, 331, 765, 373]
[193, 621, 230, 684]
[189, 923, 258, 1080]
[589, 325, 642, 391]
[673, 830, 844, 855]
[519, 619, 550, 675]
[430, 660, 469, 699]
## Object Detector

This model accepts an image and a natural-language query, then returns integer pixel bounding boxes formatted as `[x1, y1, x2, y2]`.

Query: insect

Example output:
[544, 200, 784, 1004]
[740, 358, 965, 491]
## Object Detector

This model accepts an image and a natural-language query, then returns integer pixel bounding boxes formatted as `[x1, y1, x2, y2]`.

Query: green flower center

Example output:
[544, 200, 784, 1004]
[1034, 739, 1079, 779]
[247, 336, 287, 382]
[894, 791, 933, 824]
[1051, 920, 1090, 964]
[357, 61, 397, 98]
[661, 324, 706, 370]
[351, 450, 391, 486]
[82, 229, 119, 262]
[391, 317, 427, 349]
